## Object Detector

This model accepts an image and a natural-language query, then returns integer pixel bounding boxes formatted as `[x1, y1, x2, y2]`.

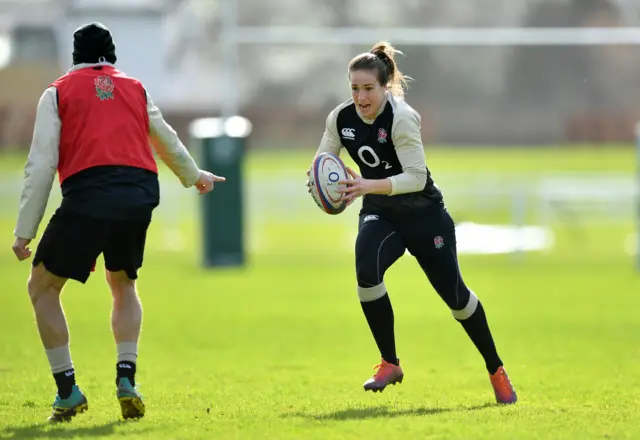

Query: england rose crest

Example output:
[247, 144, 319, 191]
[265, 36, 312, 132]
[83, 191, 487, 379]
[434, 236, 444, 249]
[377, 128, 387, 143]
[94, 76, 115, 101]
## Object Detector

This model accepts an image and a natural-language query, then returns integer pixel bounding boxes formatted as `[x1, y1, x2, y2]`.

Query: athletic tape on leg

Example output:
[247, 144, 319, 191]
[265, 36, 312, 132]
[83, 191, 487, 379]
[357, 282, 387, 302]
[451, 291, 479, 320]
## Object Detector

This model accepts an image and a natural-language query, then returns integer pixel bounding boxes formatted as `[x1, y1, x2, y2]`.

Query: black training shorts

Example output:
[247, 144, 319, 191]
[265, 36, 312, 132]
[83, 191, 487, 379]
[33, 207, 151, 283]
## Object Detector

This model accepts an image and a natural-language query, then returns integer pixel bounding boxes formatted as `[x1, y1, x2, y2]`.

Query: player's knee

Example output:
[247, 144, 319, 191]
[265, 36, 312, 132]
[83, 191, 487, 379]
[356, 259, 388, 301]
[451, 290, 479, 320]
[356, 260, 381, 288]
[106, 270, 136, 295]
[357, 282, 387, 302]
[27, 264, 64, 304]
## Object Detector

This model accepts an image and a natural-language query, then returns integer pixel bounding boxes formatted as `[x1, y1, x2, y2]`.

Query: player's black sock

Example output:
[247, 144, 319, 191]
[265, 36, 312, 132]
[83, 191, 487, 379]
[360, 293, 398, 365]
[456, 301, 503, 374]
[116, 361, 136, 387]
[53, 368, 76, 399]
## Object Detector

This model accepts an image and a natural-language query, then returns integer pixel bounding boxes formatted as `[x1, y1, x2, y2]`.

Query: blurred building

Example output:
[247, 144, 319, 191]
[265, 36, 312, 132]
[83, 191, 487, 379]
[0, 0, 639, 149]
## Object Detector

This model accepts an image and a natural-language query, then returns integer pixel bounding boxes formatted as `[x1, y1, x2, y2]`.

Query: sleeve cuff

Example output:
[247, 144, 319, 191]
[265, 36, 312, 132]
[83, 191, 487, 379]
[388, 176, 398, 196]
[183, 167, 201, 187]
[14, 226, 36, 240]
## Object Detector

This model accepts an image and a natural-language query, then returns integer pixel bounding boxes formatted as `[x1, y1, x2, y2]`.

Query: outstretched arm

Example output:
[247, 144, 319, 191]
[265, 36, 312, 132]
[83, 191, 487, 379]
[146, 90, 225, 193]
[146, 91, 202, 187]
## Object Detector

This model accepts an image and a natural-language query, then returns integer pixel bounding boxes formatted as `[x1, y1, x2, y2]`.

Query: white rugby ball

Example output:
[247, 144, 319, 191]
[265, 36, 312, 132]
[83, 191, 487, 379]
[308, 152, 350, 215]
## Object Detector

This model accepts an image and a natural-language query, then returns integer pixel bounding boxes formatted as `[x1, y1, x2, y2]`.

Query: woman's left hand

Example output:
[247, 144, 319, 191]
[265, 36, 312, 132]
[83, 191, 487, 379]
[338, 167, 373, 202]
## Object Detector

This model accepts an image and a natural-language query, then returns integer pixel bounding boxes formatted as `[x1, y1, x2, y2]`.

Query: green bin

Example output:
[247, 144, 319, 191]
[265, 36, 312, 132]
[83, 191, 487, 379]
[189, 117, 252, 268]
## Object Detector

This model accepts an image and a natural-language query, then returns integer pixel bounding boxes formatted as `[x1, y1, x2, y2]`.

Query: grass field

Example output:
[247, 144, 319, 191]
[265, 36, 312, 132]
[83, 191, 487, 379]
[0, 146, 638, 439]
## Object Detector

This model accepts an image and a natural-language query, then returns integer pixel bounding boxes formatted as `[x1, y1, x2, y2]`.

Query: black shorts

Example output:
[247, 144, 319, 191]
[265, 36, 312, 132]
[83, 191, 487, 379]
[33, 208, 151, 283]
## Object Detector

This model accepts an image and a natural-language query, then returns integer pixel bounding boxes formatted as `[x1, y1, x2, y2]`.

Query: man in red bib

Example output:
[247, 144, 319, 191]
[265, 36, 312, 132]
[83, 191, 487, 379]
[11, 22, 224, 423]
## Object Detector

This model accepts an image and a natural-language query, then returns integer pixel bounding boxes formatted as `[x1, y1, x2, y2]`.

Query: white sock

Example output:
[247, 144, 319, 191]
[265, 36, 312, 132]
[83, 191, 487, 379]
[45, 345, 73, 374]
[117, 342, 138, 364]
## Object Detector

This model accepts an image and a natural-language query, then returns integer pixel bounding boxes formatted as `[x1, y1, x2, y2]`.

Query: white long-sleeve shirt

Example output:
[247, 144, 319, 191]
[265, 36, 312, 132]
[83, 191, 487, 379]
[14, 62, 201, 240]
[315, 92, 428, 196]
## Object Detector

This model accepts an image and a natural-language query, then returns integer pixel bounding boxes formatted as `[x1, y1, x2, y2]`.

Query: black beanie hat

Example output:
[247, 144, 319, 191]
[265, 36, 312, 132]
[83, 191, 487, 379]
[72, 22, 117, 65]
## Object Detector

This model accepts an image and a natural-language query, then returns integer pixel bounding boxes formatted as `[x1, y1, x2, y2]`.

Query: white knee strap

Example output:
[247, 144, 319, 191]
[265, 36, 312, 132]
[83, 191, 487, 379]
[357, 282, 387, 302]
[451, 291, 479, 320]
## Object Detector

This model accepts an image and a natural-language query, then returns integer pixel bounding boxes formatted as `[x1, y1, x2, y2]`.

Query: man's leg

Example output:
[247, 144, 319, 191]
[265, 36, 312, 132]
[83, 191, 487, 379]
[103, 217, 150, 419]
[405, 208, 517, 404]
[106, 270, 142, 388]
[355, 214, 406, 392]
[29, 209, 103, 421]
[28, 264, 74, 393]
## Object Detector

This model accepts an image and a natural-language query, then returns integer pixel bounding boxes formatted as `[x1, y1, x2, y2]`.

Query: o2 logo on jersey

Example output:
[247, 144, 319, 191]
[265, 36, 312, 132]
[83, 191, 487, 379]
[357, 145, 392, 170]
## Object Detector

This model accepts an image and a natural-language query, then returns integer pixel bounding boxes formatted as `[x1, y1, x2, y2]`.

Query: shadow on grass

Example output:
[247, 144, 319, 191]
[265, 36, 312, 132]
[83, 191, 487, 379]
[282, 402, 496, 421]
[1, 420, 152, 439]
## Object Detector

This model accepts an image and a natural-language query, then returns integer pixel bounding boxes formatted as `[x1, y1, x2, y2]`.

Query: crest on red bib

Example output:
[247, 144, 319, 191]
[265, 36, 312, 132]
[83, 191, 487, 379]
[94, 76, 115, 101]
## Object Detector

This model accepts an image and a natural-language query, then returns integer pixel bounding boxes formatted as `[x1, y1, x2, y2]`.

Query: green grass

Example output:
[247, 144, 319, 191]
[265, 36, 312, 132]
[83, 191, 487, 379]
[249, 144, 637, 173]
[0, 146, 639, 439]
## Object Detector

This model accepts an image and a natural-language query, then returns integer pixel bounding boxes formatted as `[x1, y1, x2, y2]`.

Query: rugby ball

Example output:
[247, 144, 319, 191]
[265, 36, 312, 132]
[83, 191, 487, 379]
[308, 152, 350, 215]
